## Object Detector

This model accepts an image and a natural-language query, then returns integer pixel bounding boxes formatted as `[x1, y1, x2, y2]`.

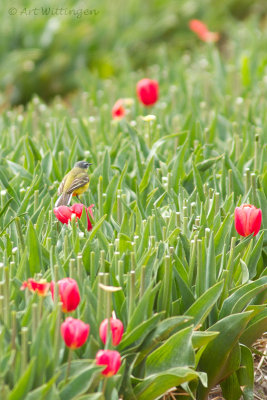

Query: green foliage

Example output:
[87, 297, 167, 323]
[0, 10, 267, 399]
[0, 0, 267, 104]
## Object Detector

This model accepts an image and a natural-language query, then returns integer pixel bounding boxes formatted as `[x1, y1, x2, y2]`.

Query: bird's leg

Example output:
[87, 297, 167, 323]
[76, 195, 81, 203]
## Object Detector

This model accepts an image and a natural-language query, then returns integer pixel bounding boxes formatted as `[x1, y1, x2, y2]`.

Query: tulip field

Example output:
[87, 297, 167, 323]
[1, 12, 267, 400]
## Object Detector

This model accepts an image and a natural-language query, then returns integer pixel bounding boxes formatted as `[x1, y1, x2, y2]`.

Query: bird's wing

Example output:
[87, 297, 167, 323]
[66, 174, 90, 194]
[57, 174, 68, 196]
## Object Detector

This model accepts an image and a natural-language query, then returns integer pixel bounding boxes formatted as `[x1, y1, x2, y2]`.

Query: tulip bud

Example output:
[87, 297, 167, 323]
[95, 350, 121, 376]
[51, 278, 80, 312]
[20, 279, 50, 296]
[234, 204, 262, 237]
[136, 78, 159, 106]
[99, 318, 124, 346]
[112, 99, 125, 119]
[61, 317, 90, 349]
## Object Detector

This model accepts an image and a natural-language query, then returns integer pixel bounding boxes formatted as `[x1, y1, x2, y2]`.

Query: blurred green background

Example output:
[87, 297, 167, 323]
[0, 0, 266, 105]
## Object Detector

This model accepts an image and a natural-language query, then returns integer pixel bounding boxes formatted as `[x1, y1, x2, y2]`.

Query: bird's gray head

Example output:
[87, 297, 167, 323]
[75, 161, 92, 169]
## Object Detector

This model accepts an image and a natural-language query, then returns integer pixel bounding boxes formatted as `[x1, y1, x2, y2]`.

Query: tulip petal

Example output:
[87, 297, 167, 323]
[61, 320, 75, 347]
[61, 280, 80, 312]
[76, 324, 90, 348]
[112, 99, 125, 119]
[234, 208, 246, 236]
[70, 203, 84, 219]
[61, 317, 90, 349]
[189, 19, 209, 36]
[137, 79, 159, 106]
[235, 204, 262, 237]
[85, 206, 94, 231]
[95, 350, 121, 376]
[52, 278, 80, 313]
[54, 206, 73, 224]
[251, 209, 262, 236]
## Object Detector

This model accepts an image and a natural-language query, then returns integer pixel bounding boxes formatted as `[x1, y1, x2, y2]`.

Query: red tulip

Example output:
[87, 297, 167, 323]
[50, 278, 80, 312]
[53, 206, 73, 224]
[69, 203, 84, 218]
[112, 99, 125, 119]
[189, 19, 219, 43]
[20, 279, 50, 296]
[235, 204, 262, 237]
[136, 78, 159, 106]
[99, 318, 124, 346]
[70, 203, 94, 231]
[53, 203, 94, 231]
[95, 350, 121, 377]
[61, 317, 90, 349]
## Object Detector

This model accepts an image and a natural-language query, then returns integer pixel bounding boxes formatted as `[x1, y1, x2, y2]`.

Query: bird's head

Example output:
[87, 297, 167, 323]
[74, 161, 92, 169]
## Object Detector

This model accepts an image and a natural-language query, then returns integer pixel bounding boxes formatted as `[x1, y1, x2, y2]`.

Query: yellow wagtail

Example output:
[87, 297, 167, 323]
[55, 161, 92, 207]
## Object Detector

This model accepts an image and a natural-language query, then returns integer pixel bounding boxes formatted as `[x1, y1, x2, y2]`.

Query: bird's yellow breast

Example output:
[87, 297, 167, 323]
[73, 182, 90, 196]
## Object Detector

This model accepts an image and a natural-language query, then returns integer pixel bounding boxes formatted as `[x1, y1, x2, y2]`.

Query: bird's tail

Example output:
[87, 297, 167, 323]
[55, 193, 72, 207]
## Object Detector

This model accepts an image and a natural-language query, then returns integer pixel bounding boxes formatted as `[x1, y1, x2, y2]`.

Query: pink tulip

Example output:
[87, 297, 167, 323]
[136, 78, 159, 106]
[99, 318, 124, 346]
[95, 350, 121, 376]
[235, 204, 262, 237]
[51, 278, 80, 313]
[61, 317, 90, 349]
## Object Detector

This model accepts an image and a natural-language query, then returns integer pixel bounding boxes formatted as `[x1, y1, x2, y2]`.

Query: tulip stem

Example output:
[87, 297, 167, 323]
[90, 251, 95, 282]
[176, 212, 181, 227]
[128, 271, 135, 320]
[245, 168, 251, 195]
[228, 169, 233, 195]
[102, 377, 108, 395]
[254, 134, 259, 171]
[97, 273, 105, 323]
[38, 296, 44, 321]
[162, 256, 171, 316]
[188, 236, 197, 286]
[130, 252, 136, 271]
[32, 303, 38, 339]
[34, 190, 39, 213]
[15, 217, 25, 250]
[98, 176, 103, 217]
[11, 311, 16, 350]
[106, 290, 112, 348]
[118, 260, 124, 288]
[100, 250, 105, 273]
[3, 267, 10, 327]
[54, 302, 62, 370]
[251, 173, 257, 206]
[149, 215, 155, 236]
[53, 265, 59, 306]
[64, 234, 69, 260]
[224, 237, 237, 294]
[140, 265, 146, 300]
[21, 327, 28, 376]
[65, 349, 72, 383]
[117, 194, 122, 225]
[77, 254, 83, 282]
[69, 258, 75, 279]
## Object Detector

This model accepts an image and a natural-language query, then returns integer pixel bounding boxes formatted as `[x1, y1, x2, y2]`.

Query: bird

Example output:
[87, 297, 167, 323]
[55, 161, 92, 207]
